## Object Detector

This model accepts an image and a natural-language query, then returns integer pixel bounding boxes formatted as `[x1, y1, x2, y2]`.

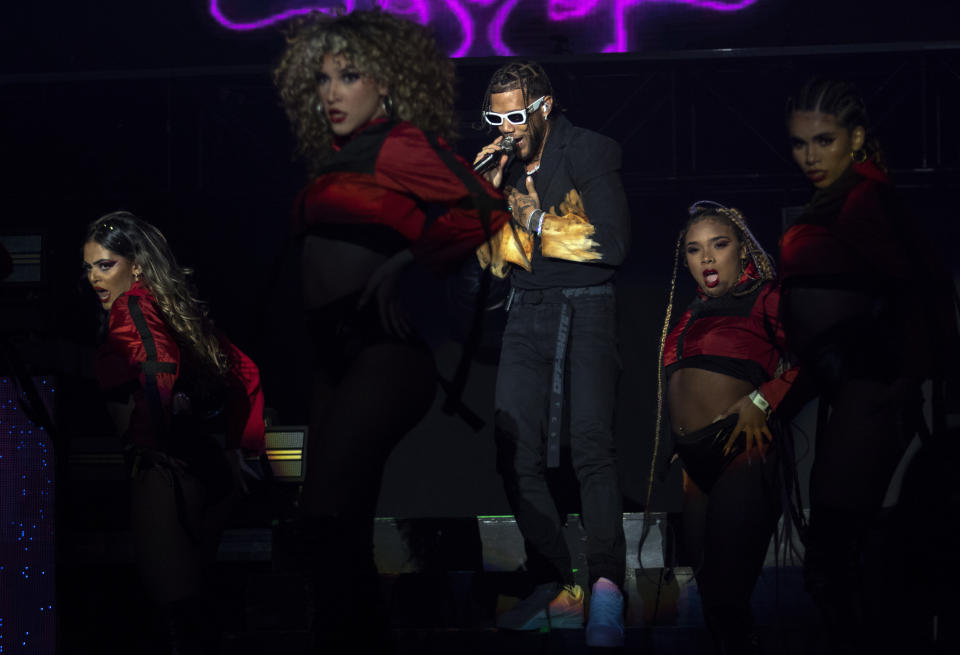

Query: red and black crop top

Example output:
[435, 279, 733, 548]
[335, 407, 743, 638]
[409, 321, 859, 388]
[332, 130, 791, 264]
[663, 275, 798, 411]
[295, 119, 511, 270]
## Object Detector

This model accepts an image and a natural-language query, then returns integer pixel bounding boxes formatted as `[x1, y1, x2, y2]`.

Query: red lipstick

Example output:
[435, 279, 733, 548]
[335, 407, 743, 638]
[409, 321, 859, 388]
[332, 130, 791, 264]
[806, 169, 827, 183]
[702, 269, 719, 289]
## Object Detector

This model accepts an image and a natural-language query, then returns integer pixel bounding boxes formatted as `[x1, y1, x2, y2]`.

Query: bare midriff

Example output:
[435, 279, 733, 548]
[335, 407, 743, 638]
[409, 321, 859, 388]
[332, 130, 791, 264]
[301, 235, 390, 309]
[667, 368, 754, 435]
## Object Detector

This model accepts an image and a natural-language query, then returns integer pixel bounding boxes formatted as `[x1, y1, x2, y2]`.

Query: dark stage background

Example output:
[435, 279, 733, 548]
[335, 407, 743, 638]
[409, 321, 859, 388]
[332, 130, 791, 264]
[2, 1, 959, 519]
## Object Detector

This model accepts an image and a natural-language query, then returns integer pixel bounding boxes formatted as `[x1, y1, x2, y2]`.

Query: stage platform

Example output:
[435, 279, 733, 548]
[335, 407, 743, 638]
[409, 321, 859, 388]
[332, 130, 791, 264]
[59, 513, 829, 654]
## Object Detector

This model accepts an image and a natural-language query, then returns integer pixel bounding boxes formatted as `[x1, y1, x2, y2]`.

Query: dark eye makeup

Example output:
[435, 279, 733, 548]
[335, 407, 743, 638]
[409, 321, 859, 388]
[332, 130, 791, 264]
[83, 260, 116, 273]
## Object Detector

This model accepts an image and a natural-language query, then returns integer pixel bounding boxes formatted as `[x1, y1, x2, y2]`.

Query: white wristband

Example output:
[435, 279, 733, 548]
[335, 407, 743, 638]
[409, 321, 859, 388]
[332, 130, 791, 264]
[749, 389, 771, 416]
[535, 211, 545, 236]
[525, 208, 545, 233]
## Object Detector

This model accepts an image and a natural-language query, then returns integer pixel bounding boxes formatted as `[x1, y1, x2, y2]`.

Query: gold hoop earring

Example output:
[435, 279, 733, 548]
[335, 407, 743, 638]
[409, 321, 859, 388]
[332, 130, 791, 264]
[381, 95, 395, 118]
[850, 149, 867, 163]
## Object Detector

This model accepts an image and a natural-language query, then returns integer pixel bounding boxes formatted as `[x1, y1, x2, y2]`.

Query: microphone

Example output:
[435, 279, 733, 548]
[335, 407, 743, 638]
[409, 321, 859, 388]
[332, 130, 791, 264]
[473, 137, 516, 173]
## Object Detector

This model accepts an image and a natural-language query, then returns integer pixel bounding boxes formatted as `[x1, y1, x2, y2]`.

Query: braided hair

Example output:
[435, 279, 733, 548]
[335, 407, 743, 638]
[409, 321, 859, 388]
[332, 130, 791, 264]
[480, 60, 556, 127]
[786, 77, 885, 170]
[644, 201, 776, 513]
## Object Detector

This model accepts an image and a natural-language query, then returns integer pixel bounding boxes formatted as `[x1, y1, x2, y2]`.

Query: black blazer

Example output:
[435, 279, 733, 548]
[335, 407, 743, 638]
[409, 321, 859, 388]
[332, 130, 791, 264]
[504, 114, 631, 289]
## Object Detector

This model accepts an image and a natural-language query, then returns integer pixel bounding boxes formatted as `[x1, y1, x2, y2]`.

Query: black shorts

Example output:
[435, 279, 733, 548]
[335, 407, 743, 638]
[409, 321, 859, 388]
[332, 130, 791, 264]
[674, 414, 745, 494]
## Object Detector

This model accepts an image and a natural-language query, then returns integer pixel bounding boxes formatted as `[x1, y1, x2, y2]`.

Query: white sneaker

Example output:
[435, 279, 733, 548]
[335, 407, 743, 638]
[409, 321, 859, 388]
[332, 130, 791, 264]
[586, 577, 625, 647]
[496, 582, 585, 630]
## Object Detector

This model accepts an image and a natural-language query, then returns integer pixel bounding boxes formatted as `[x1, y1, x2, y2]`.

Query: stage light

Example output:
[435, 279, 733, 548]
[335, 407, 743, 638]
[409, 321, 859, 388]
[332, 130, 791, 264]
[257, 425, 309, 483]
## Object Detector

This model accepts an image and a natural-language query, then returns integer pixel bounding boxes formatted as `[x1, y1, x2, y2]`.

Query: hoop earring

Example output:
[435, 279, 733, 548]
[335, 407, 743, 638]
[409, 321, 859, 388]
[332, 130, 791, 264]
[850, 149, 867, 163]
[381, 95, 395, 118]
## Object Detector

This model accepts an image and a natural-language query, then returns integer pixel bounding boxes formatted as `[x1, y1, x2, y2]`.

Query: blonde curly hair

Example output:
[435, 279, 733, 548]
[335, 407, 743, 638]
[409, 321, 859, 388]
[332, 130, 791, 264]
[274, 10, 457, 175]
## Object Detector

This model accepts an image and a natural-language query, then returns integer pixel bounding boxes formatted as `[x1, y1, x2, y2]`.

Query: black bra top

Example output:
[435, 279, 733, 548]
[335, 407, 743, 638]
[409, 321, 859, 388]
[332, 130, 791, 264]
[666, 354, 767, 388]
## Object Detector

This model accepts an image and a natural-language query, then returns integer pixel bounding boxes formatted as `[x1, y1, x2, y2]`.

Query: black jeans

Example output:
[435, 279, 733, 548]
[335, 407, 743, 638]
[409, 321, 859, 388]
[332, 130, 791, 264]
[494, 287, 625, 588]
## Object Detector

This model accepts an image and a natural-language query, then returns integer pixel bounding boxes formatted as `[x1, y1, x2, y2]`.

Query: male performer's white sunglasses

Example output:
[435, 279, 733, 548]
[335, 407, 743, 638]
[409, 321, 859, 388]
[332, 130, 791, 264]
[483, 96, 547, 126]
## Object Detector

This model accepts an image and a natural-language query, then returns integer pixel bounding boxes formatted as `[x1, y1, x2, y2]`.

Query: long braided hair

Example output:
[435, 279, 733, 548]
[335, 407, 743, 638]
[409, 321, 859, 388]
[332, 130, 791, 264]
[84, 211, 228, 378]
[644, 201, 776, 520]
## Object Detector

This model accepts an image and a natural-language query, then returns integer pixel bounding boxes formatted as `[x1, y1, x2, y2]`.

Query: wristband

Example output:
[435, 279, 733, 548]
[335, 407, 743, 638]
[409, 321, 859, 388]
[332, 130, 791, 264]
[749, 389, 771, 416]
[524, 208, 544, 232]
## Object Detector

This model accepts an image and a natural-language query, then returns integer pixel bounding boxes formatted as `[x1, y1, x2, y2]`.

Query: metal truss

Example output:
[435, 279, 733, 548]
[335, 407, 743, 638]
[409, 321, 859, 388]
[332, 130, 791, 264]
[455, 44, 960, 197]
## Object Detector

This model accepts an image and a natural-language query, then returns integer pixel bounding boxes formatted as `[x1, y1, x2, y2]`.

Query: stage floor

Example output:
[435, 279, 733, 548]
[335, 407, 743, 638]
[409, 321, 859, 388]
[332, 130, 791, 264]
[58, 514, 838, 653]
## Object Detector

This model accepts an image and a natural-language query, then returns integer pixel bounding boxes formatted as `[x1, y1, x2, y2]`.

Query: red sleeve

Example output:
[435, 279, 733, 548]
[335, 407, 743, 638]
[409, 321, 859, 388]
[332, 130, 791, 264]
[96, 292, 178, 404]
[95, 295, 143, 393]
[221, 336, 266, 453]
[755, 283, 804, 412]
[95, 291, 180, 446]
[662, 309, 692, 369]
[376, 123, 511, 268]
[759, 368, 800, 413]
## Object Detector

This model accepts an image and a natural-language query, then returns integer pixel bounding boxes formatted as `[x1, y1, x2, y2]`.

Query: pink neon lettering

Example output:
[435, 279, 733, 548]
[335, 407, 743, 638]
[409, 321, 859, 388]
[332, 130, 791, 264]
[210, 0, 758, 55]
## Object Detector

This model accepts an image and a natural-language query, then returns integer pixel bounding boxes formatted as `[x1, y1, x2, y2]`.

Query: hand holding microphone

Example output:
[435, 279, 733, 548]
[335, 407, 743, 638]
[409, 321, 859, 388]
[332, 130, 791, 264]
[473, 136, 515, 187]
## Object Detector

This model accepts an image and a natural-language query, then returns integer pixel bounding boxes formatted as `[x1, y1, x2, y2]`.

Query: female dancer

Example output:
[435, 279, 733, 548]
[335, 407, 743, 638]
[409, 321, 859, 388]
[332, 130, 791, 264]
[84, 211, 265, 653]
[782, 78, 956, 651]
[652, 201, 799, 653]
[273, 10, 510, 645]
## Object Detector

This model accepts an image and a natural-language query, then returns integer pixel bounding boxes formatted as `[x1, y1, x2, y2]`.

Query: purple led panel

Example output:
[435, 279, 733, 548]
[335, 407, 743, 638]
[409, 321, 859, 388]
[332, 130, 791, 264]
[0, 377, 56, 654]
[209, 0, 758, 56]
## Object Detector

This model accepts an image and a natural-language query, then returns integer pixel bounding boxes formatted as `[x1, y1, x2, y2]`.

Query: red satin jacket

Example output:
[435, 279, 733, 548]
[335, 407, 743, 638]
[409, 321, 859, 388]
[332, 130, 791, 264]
[95, 282, 266, 452]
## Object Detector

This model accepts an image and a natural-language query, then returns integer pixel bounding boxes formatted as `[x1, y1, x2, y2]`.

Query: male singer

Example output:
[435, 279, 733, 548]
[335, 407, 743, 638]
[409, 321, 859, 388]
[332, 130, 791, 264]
[473, 60, 631, 647]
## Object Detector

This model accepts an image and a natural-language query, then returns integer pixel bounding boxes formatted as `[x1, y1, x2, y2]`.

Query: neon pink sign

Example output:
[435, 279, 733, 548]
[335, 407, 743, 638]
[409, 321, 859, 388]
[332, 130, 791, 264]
[209, 0, 758, 56]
